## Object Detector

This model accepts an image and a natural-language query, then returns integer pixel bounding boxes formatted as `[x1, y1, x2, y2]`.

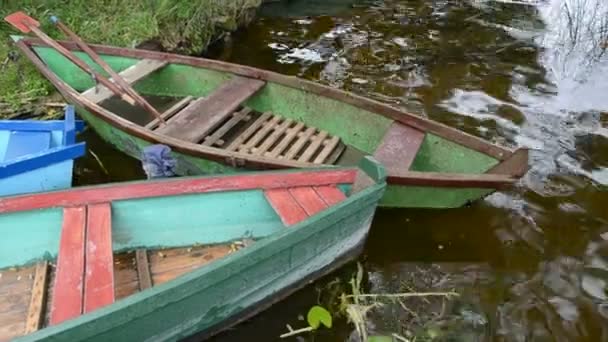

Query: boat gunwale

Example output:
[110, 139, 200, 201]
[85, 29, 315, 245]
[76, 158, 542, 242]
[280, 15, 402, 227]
[15, 38, 528, 181]
[0, 167, 357, 214]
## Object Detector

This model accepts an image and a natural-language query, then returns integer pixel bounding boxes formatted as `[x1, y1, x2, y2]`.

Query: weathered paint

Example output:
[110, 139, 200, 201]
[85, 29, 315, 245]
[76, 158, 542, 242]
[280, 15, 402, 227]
[111, 190, 284, 250]
[0, 160, 76, 197]
[0, 208, 62, 268]
[380, 185, 493, 208]
[13, 177, 385, 342]
[410, 133, 498, 173]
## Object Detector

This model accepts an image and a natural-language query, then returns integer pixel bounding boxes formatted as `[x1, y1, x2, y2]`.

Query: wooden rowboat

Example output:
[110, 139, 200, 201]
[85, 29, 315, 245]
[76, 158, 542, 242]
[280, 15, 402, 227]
[12, 35, 528, 208]
[0, 157, 385, 341]
[0, 105, 85, 197]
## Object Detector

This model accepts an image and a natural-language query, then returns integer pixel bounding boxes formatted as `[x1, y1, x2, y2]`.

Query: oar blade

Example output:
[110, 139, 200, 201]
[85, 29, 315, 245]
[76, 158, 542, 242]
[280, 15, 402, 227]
[4, 11, 40, 33]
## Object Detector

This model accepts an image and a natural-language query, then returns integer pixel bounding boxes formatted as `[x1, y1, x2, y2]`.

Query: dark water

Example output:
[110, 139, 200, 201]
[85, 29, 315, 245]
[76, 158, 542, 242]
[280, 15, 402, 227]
[79, 0, 608, 340]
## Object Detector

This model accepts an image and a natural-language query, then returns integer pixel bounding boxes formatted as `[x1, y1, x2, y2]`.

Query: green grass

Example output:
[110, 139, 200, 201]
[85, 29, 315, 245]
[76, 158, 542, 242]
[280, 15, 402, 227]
[0, 0, 260, 117]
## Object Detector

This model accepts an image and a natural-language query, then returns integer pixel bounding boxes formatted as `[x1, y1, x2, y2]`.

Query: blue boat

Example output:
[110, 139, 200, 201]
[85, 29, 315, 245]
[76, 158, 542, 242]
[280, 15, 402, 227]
[0, 105, 86, 197]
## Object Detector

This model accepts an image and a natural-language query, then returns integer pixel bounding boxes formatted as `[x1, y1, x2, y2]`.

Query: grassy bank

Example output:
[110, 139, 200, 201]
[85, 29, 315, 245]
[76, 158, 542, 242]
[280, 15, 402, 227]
[0, 0, 260, 118]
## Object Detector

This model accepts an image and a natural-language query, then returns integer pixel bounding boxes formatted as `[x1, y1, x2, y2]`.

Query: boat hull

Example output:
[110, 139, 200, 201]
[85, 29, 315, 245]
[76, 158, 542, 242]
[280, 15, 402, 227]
[13, 174, 383, 341]
[15, 38, 527, 209]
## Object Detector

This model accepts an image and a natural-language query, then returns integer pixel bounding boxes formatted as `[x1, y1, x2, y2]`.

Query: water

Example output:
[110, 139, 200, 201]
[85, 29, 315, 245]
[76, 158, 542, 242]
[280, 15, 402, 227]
[80, 0, 608, 340]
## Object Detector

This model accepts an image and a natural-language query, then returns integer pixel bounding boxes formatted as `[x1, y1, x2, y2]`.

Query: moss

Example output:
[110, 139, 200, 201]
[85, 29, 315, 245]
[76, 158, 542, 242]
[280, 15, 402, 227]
[0, 0, 261, 117]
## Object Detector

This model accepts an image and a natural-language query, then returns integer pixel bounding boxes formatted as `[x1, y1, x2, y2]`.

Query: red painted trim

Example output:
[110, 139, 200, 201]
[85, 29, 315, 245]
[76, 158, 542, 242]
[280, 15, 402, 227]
[313, 186, 347, 206]
[50, 206, 86, 325]
[0, 169, 356, 214]
[288, 187, 327, 216]
[84, 203, 115, 313]
[264, 189, 307, 226]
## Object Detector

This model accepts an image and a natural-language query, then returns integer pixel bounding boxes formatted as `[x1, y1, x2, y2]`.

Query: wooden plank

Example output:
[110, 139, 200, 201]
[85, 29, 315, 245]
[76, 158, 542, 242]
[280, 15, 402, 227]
[487, 148, 529, 177]
[266, 122, 304, 158]
[283, 127, 316, 160]
[298, 131, 328, 162]
[252, 119, 293, 155]
[374, 122, 425, 174]
[324, 143, 346, 165]
[50, 206, 86, 325]
[203, 108, 252, 147]
[24, 261, 49, 334]
[264, 189, 308, 226]
[153, 97, 206, 132]
[84, 203, 114, 313]
[226, 112, 272, 151]
[238, 116, 281, 153]
[155, 76, 265, 143]
[313, 186, 347, 206]
[82, 59, 167, 104]
[313, 136, 341, 164]
[387, 170, 517, 188]
[288, 187, 327, 216]
[0, 169, 357, 214]
[135, 250, 153, 291]
[145, 96, 193, 130]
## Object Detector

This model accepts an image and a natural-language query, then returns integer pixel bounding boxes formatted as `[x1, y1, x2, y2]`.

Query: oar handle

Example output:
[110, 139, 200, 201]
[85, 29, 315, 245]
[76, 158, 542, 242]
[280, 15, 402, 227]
[50, 15, 166, 125]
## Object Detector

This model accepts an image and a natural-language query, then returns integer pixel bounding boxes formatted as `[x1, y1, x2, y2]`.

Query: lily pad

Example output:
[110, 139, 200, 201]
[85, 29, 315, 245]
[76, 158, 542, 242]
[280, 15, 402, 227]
[307, 305, 332, 329]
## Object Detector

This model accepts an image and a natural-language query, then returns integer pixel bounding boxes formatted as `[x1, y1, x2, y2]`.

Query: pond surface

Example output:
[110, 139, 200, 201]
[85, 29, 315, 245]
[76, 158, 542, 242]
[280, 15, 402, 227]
[78, 0, 608, 340]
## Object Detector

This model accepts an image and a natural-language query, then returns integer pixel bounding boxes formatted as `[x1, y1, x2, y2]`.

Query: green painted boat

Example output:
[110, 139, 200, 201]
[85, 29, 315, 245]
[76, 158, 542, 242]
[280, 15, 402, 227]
[13, 35, 528, 208]
[0, 157, 385, 341]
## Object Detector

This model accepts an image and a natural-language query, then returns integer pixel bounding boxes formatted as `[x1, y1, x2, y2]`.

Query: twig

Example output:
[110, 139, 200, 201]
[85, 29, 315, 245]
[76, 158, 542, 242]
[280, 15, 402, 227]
[89, 149, 110, 176]
[344, 291, 459, 299]
[392, 333, 411, 342]
[279, 326, 314, 338]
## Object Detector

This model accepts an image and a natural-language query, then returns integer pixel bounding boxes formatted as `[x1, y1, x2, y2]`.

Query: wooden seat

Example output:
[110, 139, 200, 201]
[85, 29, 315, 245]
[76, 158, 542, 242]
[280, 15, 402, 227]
[220, 113, 344, 165]
[50, 204, 114, 325]
[264, 185, 346, 226]
[81, 59, 167, 104]
[373, 122, 425, 174]
[155, 76, 265, 143]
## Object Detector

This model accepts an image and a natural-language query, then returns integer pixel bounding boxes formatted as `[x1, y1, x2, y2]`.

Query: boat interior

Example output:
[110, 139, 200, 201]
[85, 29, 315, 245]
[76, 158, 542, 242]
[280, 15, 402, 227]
[0, 169, 355, 341]
[86, 58, 427, 174]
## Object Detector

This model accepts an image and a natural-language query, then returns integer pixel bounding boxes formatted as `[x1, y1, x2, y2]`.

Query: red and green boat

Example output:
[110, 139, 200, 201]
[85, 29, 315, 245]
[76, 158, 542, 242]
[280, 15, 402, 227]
[0, 157, 385, 341]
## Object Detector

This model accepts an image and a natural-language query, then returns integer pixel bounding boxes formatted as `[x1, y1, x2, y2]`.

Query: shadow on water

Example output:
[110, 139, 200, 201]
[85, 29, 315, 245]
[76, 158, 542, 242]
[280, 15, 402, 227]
[77, 0, 608, 340]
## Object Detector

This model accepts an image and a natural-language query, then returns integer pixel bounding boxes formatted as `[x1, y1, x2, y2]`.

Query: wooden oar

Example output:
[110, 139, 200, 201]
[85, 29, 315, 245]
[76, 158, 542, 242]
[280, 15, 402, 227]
[50, 16, 166, 125]
[4, 11, 136, 106]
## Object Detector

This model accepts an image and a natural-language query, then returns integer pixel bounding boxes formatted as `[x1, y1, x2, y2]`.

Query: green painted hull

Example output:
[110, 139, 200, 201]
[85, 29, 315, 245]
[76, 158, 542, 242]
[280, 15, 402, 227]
[18, 39, 519, 209]
[2, 163, 386, 341]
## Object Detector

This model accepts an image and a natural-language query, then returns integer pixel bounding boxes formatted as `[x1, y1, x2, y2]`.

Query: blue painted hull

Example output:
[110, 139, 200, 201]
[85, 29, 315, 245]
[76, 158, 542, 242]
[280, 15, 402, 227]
[0, 106, 86, 197]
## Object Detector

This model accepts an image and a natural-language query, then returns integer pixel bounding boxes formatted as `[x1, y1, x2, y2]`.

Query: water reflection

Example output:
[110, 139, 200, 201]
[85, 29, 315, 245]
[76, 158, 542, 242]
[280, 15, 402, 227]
[205, 0, 608, 340]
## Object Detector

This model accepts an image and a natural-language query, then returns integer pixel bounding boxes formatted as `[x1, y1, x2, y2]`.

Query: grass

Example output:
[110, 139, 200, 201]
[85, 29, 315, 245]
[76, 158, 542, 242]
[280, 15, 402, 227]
[0, 0, 260, 118]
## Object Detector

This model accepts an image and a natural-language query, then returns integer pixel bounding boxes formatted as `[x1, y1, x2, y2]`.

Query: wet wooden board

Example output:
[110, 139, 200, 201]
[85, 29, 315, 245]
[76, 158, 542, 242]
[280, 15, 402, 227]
[113, 252, 139, 300]
[226, 112, 272, 151]
[156, 76, 265, 143]
[135, 250, 152, 290]
[0, 265, 36, 342]
[50, 206, 87, 325]
[145, 96, 193, 130]
[266, 122, 304, 158]
[314, 136, 341, 164]
[253, 119, 293, 155]
[283, 127, 316, 160]
[24, 261, 49, 334]
[298, 131, 329, 162]
[82, 59, 167, 104]
[203, 108, 252, 147]
[84, 203, 114, 313]
[374, 122, 425, 174]
[149, 246, 233, 286]
[238, 116, 281, 153]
